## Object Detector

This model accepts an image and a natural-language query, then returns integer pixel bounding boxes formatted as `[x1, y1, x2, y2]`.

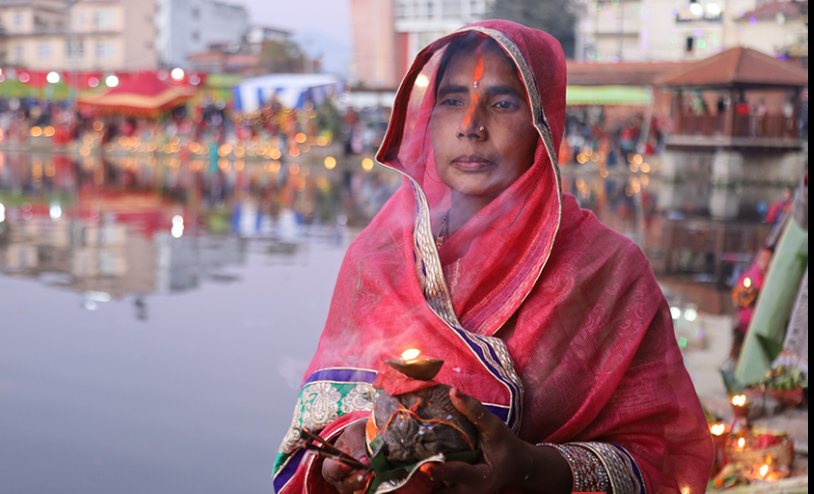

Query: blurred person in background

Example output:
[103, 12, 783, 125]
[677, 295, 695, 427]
[731, 246, 774, 358]
[766, 187, 794, 225]
[274, 21, 711, 494]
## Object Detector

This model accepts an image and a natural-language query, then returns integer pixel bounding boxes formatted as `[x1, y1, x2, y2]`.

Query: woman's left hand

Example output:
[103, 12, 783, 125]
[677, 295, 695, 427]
[422, 388, 572, 494]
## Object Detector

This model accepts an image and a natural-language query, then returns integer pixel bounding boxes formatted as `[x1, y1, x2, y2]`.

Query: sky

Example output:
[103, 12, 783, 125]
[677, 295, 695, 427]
[240, 0, 353, 77]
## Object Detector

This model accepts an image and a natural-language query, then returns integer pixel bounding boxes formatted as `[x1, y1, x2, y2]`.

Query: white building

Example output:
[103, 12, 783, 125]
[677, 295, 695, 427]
[393, 0, 490, 62]
[155, 0, 249, 69]
[349, 0, 490, 88]
[574, 0, 807, 63]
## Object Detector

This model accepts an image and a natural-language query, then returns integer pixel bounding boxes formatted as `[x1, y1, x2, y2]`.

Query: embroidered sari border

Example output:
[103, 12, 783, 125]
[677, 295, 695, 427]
[611, 443, 647, 494]
[304, 368, 378, 386]
[273, 448, 306, 493]
[571, 442, 647, 494]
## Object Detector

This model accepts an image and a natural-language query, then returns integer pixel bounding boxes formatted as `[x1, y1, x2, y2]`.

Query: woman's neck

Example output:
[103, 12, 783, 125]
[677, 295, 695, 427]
[448, 191, 495, 236]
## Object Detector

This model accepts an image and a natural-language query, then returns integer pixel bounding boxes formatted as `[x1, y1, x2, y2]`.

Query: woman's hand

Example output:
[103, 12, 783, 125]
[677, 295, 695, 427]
[423, 388, 573, 494]
[322, 419, 372, 494]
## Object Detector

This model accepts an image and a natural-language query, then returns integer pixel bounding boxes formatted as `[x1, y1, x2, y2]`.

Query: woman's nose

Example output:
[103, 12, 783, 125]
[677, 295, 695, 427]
[457, 101, 486, 140]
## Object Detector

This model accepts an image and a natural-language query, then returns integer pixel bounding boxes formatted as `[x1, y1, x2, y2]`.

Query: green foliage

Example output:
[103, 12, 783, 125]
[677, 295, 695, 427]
[484, 0, 577, 58]
[316, 98, 343, 137]
[259, 39, 309, 73]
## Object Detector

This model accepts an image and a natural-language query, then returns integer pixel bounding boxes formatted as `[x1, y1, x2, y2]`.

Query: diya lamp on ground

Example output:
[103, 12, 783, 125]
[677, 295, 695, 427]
[709, 423, 730, 474]
[730, 394, 749, 420]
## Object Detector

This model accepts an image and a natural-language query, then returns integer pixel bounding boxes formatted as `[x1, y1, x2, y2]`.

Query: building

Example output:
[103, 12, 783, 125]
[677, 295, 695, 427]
[186, 25, 293, 75]
[574, 0, 808, 63]
[731, 1, 808, 66]
[349, 0, 491, 88]
[245, 25, 293, 52]
[155, 0, 249, 69]
[0, 0, 158, 71]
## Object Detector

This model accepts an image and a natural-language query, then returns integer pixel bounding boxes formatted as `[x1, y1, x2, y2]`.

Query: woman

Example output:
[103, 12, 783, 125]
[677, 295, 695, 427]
[274, 21, 711, 494]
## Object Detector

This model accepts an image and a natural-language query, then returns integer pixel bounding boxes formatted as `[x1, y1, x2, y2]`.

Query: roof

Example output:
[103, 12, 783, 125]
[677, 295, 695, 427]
[78, 72, 193, 116]
[566, 61, 686, 86]
[738, 0, 807, 21]
[657, 47, 808, 88]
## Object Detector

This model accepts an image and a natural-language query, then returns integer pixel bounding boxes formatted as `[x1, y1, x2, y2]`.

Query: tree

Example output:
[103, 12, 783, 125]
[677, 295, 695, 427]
[484, 0, 577, 58]
[259, 39, 310, 73]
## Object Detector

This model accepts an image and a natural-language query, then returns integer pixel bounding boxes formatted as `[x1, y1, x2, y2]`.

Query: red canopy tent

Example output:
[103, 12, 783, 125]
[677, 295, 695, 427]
[78, 72, 194, 117]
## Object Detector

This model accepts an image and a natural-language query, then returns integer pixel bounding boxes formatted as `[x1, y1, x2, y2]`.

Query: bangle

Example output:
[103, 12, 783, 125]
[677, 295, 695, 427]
[538, 443, 610, 493]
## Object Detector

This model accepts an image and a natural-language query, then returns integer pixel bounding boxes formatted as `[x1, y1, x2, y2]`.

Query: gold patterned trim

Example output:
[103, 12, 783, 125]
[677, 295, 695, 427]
[458, 25, 564, 332]
[572, 442, 646, 494]
[279, 382, 378, 455]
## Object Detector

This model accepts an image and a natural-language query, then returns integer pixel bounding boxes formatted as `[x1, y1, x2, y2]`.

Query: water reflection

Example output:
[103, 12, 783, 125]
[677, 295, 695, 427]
[561, 167, 785, 284]
[1, 150, 791, 311]
[0, 151, 399, 311]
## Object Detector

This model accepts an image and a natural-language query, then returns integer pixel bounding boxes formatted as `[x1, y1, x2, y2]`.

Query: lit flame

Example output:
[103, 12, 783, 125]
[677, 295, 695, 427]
[401, 349, 420, 361]
[737, 437, 746, 448]
[744, 277, 752, 288]
[710, 424, 726, 436]
[759, 464, 769, 477]
[731, 394, 747, 407]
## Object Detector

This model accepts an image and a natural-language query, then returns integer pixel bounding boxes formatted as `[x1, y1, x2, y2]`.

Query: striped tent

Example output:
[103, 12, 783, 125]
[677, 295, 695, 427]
[78, 72, 194, 117]
[232, 74, 342, 113]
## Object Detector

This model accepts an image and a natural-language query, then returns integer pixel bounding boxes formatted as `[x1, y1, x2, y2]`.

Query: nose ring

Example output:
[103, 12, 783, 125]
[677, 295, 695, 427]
[478, 126, 485, 133]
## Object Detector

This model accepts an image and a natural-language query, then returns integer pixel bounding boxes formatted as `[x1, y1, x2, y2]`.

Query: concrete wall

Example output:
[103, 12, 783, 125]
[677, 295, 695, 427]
[122, 0, 159, 70]
[349, 0, 398, 88]
[663, 145, 806, 186]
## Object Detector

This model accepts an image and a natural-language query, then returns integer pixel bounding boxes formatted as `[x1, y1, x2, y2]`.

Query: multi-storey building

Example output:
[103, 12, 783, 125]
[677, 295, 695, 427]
[0, 0, 157, 71]
[155, 0, 249, 69]
[574, 0, 808, 63]
[349, 0, 491, 88]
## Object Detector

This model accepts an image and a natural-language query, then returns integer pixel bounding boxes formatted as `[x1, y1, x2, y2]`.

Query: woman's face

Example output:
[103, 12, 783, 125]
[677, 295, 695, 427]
[430, 44, 539, 201]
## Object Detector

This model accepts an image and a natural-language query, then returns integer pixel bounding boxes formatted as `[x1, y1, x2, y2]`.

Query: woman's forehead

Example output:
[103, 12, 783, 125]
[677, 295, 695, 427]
[440, 46, 524, 90]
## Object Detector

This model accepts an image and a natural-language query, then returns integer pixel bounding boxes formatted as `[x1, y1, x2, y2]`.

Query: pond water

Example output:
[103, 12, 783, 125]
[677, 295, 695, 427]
[0, 151, 787, 493]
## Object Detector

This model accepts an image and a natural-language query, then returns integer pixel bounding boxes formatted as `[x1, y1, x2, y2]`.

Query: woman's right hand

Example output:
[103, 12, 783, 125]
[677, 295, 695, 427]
[322, 419, 371, 494]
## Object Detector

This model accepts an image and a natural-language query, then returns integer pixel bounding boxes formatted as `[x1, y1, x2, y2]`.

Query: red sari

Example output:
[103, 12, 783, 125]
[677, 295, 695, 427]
[274, 21, 712, 494]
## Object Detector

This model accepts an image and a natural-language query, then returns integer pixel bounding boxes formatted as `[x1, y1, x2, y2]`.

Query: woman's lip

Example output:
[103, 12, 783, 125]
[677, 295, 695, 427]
[450, 156, 497, 171]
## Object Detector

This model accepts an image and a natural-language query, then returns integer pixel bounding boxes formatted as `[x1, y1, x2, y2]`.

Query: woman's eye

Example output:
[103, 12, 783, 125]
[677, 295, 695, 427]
[493, 101, 516, 110]
[440, 98, 463, 107]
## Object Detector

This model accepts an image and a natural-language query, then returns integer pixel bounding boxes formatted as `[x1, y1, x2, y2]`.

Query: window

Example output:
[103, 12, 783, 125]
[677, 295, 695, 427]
[38, 43, 51, 60]
[76, 11, 86, 28]
[686, 36, 694, 53]
[94, 9, 114, 28]
[13, 44, 24, 62]
[13, 12, 23, 29]
[396, 0, 407, 19]
[191, 30, 199, 43]
[66, 40, 85, 59]
[96, 41, 114, 60]
[191, 7, 200, 19]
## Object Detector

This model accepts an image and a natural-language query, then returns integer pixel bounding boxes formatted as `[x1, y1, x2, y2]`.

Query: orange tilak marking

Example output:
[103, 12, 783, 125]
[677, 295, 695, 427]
[462, 93, 478, 128]
[461, 48, 485, 129]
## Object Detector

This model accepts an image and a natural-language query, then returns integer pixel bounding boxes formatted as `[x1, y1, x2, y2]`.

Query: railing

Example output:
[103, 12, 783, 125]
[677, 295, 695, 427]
[678, 115, 726, 136]
[678, 114, 798, 139]
[732, 115, 798, 139]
